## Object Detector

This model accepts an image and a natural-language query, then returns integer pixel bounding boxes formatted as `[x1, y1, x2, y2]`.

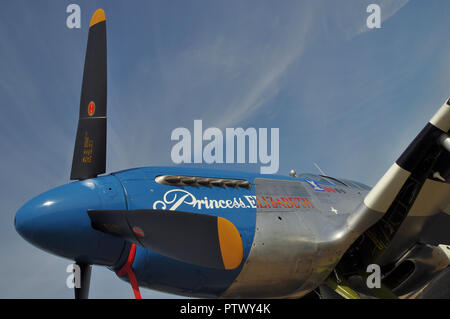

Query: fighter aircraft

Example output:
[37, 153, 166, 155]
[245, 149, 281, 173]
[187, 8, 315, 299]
[15, 9, 450, 299]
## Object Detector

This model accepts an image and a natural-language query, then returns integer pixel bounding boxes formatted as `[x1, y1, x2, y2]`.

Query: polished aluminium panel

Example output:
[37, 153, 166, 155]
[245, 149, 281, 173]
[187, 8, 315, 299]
[222, 178, 380, 298]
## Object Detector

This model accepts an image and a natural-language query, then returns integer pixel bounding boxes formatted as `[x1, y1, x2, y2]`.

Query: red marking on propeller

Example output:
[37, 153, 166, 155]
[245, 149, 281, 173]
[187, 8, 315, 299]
[88, 101, 96, 116]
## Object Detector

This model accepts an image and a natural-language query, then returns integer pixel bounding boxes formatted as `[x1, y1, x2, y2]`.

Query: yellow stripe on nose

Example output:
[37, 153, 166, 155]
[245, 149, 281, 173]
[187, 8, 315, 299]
[217, 217, 243, 270]
[90, 8, 106, 28]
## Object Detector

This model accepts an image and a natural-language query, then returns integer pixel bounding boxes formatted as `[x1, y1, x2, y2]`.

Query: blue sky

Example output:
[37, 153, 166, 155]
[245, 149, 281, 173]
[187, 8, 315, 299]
[1, 0, 449, 298]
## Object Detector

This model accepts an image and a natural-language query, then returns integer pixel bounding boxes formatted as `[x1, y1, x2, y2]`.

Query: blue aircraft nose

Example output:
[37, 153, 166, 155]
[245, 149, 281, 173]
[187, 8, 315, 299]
[15, 176, 128, 266]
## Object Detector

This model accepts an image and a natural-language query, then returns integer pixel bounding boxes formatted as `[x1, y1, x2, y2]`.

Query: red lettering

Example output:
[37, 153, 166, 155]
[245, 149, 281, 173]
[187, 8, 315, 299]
[295, 197, 307, 208]
[265, 196, 278, 208]
[280, 197, 294, 208]
[289, 197, 301, 208]
[276, 198, 286, 208]
[255, 196, 266, 209]
[261, 196, 272, 208]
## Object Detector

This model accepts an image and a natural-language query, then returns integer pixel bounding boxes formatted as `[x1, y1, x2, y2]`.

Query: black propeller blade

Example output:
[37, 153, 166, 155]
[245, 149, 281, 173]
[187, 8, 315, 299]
[88, 209, 244, 270]
[70, 9, 107, 180]
[74, 263, 92, 299]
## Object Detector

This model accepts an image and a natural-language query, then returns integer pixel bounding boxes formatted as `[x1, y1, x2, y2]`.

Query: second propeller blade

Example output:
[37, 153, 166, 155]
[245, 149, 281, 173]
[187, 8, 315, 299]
[88, 209, 244, 270]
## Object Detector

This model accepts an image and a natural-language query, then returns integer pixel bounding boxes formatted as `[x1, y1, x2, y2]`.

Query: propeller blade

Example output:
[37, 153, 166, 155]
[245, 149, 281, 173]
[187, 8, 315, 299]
[87, 209, 244, 270]
[74, 263, 92, 299]
[70, 9, 107, 180]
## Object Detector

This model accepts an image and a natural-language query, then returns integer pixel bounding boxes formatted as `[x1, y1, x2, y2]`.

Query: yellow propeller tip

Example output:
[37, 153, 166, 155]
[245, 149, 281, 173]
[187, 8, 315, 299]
[90, 8, 106, 28]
